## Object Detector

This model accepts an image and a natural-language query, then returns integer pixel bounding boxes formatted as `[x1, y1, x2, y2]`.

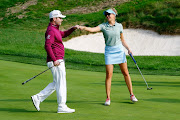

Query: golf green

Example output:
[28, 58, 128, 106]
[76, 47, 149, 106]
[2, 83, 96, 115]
[0, 60, 179, 120]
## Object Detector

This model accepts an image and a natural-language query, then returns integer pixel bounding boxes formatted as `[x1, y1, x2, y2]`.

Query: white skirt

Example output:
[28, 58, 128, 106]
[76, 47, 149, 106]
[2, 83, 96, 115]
[105, 44, 127, 65]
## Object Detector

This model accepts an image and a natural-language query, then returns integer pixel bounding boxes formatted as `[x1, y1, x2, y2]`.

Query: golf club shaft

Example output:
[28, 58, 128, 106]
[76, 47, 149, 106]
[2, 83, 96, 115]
[129, 53, 149, 88]
[22, 66, 54, 85]
[135, 63, 149, 88]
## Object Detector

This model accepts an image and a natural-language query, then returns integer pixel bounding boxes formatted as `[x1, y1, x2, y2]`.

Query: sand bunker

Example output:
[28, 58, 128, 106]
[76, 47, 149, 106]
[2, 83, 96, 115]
[64, 29, 180, 56]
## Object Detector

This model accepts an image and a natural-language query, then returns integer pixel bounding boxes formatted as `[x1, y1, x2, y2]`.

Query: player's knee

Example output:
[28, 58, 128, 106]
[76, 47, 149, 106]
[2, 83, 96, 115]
[106, 72, 113, 79]
[122, 70, 129, 77]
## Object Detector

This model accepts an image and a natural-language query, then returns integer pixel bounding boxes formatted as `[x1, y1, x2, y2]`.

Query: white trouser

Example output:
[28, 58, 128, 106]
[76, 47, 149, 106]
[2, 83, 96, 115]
[36, 59, 67, 107]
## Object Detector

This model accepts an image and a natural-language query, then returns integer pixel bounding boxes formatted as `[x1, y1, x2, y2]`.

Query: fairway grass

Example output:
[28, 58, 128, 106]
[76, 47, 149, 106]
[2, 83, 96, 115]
[0, 60, 179, 120]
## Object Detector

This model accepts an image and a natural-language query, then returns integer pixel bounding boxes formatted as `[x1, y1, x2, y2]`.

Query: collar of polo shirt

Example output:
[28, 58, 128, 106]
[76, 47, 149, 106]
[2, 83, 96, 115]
[107, 21, 117, 27]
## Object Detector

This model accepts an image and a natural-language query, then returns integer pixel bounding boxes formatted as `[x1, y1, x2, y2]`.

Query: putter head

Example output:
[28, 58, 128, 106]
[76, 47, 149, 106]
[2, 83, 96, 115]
[147, 87, 153, 90]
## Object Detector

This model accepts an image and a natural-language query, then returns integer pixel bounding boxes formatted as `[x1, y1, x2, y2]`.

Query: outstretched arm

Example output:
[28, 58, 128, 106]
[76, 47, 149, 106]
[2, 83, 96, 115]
[79, 26, 101, 32]
[121, 33, 132, 55]
[60, 25, 79, 38]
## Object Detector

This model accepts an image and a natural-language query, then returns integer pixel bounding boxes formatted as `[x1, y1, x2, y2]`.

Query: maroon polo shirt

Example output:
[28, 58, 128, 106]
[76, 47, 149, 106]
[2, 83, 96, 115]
[45, 23, 75, 62]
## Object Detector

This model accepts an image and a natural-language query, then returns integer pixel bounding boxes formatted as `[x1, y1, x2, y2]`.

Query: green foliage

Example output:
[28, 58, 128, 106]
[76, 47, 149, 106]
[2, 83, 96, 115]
[115, 0, 180, 34]
[0, 0, 179, 34]
[0, 0, 28, 9]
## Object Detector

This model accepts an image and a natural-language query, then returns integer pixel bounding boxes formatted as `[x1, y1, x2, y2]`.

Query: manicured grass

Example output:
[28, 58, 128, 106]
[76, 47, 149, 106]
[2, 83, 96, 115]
[0, 60, 180, 120]
[0, 53, 180, 76]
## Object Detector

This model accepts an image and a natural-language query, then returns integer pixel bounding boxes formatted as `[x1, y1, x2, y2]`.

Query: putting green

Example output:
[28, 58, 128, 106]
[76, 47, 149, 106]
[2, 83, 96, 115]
[0, 60, 179, 120]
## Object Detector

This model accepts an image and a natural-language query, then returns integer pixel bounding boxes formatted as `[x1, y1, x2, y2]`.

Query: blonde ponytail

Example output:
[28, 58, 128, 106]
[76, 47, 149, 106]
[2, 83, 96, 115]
[111, 8, 118, 15]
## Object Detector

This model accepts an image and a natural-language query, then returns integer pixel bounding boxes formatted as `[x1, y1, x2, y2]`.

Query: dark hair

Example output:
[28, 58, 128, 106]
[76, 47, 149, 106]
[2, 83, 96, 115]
[50, 18, 53, 22]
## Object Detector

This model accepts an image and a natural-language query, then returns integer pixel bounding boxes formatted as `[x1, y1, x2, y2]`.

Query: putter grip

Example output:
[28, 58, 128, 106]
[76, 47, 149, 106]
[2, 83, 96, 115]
[129, 53, 136, 64]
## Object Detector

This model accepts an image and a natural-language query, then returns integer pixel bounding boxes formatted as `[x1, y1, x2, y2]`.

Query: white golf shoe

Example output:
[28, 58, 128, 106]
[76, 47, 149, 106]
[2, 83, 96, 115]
[57, 105, 75, 113]
[104, 98, 111, 106]
[130, 95, 138, 102]
[31, 95, 40, 111]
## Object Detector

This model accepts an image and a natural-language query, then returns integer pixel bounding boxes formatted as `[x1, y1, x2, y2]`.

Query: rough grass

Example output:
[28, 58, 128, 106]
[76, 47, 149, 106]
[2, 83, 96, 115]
[0, 0, 179, 34]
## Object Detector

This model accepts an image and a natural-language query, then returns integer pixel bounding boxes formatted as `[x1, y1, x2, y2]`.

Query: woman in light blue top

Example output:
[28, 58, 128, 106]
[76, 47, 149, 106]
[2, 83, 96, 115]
[79, 8, 138, 105]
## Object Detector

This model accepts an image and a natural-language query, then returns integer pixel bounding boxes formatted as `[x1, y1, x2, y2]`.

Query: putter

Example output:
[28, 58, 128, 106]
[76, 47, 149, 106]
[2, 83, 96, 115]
[129, 53, 152, 90]
[22, 66, 54, 85]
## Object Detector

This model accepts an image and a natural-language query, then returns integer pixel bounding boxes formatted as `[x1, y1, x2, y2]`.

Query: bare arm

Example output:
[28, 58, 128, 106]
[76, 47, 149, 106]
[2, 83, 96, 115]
[79, 26, 101, 32]
[121, 33, 132, 55]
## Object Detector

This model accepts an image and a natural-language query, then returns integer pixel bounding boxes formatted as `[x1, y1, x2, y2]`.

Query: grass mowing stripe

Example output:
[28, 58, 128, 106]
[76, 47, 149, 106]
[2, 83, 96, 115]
[0, 60, 180, 120]
[0, 53, 180, 76]
[1, 28, 180, 76]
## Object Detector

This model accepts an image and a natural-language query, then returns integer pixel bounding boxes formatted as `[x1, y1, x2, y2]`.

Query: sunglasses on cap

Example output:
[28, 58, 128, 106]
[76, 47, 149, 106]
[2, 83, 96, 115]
[105, 12, 111, 16]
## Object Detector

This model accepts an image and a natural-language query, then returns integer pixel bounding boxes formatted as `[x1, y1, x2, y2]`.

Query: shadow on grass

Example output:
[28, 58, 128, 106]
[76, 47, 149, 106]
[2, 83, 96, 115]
[143, 98, 180, 103]
[91, 81, 180, 88]
[0, 99, 30, 102]
[0, 98, 103, 103]
[45, 100, 104, 105]
[0, 98, 136, 113]
[120, 102, 135, 104]
[0, 108, 37, 113]
[68, 100, 135, 105]
[0, 107, 57, 113]
[0, 99, 105, 106]
[0, 99, 57, 113]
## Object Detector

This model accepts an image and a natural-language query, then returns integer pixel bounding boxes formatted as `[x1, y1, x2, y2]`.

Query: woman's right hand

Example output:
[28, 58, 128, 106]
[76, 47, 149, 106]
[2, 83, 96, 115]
[128, 49, 133, 55]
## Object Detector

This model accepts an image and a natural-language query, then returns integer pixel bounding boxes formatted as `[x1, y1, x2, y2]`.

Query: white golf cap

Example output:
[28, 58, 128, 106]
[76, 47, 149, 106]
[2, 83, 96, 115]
[49, 10, 66, 19]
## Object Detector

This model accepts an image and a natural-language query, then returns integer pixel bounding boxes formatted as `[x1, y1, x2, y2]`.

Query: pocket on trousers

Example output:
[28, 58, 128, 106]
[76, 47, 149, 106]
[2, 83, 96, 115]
[47, 61, 54, 68]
